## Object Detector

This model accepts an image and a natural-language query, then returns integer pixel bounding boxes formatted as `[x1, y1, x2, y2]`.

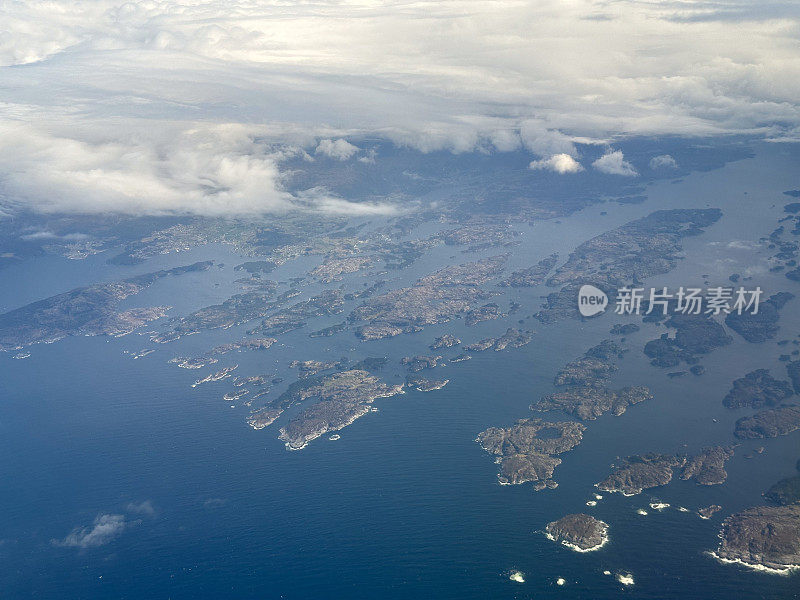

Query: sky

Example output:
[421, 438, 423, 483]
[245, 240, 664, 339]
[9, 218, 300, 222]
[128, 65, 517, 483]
[1, 0, 799, 216]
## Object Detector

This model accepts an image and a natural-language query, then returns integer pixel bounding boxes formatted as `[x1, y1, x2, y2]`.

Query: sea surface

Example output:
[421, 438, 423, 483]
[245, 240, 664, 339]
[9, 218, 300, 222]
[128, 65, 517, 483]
[1, 142, 799, 599]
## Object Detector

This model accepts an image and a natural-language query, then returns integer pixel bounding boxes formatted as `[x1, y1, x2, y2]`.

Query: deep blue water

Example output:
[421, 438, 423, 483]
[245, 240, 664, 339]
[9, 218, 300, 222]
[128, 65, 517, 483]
[1, 143, 799, 599]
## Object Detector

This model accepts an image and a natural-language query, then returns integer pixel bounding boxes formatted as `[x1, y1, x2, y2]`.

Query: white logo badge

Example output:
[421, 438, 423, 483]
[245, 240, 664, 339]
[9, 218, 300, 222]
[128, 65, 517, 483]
[578, 284, 608, 317]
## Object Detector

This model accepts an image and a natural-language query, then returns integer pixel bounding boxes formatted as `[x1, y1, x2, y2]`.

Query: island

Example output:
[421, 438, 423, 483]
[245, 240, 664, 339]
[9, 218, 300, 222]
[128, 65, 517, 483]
[0, 261, 213, 350]
[498, 253, 558, 288]
[597, 447, 735, 495]
[544, 514, 610, 552]
[643, 312, 732, 368]
[401, 355, 443, 372]
[464, 328, 533, 352]
[698, 505, 723, 519]
[536, 209, 723, 322]
[276, 370, 404, 450]
[531, 341, 653, 420]
[405, 376, 449, 392]
[725, 292, 794, 343]
[713, 505, 800, 573]
[246, 366, 404, 449]
[476, 418, 585, 489]
[351, 255, 507, 340]
[722, 369, 794, 408]
[430, 334, 461, 349]
[734, 405, 800, 439]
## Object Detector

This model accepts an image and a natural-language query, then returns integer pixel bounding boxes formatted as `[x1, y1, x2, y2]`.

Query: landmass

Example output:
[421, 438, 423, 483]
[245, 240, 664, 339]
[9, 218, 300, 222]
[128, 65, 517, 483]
[464, 328, 533, 352]
[0, 261, 213, 350]
[430, 334, 461, 349]
[476, 418, 585, 488]
[544, 514, 610, 552]
[734, 405, 800, 439]
[406, 376, 449, 392]
[351, 255, 507, 340]
[722, 369, 794, 409]
[597, 447, 735, 495]
[725, 292, 794, 343]
[499, 254, 558, 288]
[401, 355, 443, 372]
[536, 209, 723, 322]
[713, 505, 800, 573]
[531, 341, 652, 420]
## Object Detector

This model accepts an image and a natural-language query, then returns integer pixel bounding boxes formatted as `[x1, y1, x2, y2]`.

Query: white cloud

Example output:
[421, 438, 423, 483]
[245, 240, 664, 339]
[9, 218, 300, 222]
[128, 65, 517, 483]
[315, 139, 359, 161]
[0, 120, 394, 216]
[53, 514, 127, 548]
[520, 121, 578, 158]
[126, 500, 156, 516]
[0, 0, 798, 215]
[592, 150, 638, 176]
[529, 153, 584, 174]
[650, 154, 679, 169]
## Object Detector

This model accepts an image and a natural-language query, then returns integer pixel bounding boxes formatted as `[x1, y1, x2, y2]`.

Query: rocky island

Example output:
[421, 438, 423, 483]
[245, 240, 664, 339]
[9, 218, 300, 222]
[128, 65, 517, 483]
[531, 341, 653, 420]
[734, 405, 800, 439]
[544, 514, 610, 552]
[725, 292, 794, 343]
[246, 367, 404, 449]
[713, 504, 800, 573]
[476, 418, 585, 489]
[351, 255, 507, 340]
[722, 369, 794, 409]
[597, 447, 735, 495]
[536, 209, 723, 322]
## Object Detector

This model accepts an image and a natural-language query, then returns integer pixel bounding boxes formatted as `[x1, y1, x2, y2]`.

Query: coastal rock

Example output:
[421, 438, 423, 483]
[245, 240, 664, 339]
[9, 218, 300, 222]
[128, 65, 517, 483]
[698, 505, 722, 519]
[545, 514, 609, 552]
[714, 505, 800, 572]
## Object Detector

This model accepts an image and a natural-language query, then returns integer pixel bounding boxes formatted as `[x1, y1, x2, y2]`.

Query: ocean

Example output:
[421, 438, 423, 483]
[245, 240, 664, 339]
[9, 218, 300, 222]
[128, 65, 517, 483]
[1, 142, 799, 599]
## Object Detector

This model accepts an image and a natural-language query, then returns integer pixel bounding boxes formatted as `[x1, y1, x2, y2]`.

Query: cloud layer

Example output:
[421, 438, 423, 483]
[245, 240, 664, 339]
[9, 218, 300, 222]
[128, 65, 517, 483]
[53, 514, 127, 548]
[1, 0, 798, 215]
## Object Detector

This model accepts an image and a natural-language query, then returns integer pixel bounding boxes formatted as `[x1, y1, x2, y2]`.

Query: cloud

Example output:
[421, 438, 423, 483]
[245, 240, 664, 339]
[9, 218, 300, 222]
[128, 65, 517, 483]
[53, 514, 127, 548]
[592, 150, 638, 176]
[125, 500, 156, 516]
[520, 121, 578, 158]
[529, 153, 584, 174]
[315, 139, 359, 161]
[0, 120, 395, 217]
[649, 154, 679, 169]
[0, 0, 798, 215]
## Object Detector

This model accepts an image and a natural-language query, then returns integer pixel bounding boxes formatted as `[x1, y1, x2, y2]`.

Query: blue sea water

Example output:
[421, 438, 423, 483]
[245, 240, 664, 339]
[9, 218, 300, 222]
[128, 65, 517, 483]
[1, 142, 799, 599]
